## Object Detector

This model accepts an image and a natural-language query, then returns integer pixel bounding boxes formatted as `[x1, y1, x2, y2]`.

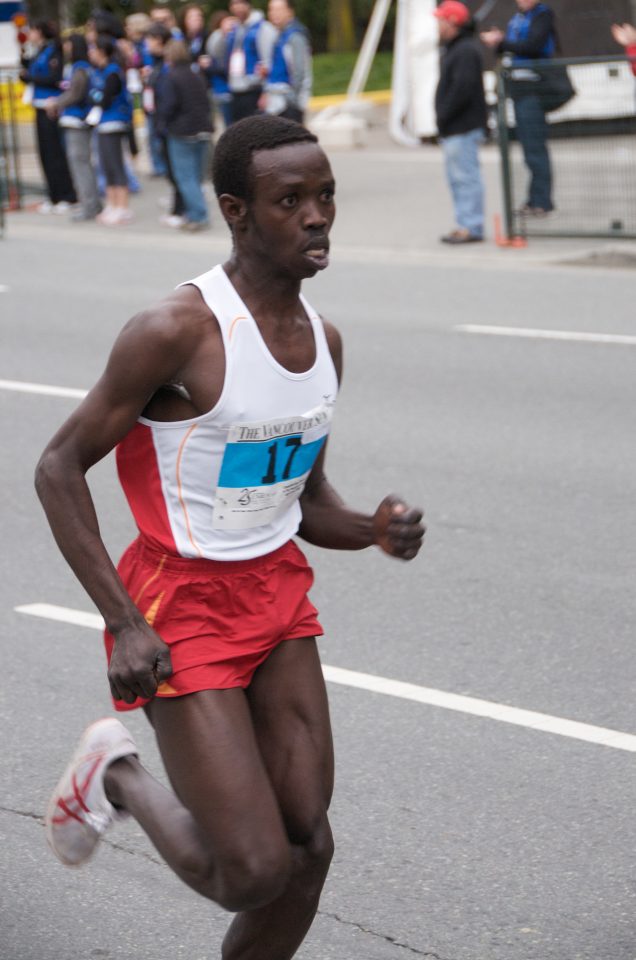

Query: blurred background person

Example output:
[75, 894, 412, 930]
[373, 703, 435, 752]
[181, 3, 208, 62]
[481, 0, 558, 216]
[264, 0, 312, 123]
[20, 20, 76, 214]
[223, 0, 276, 122]
[149, 6, 183, 40]
[202, 9, 235, 129]
[144, 23, 186, 228]
[156, 39, 213, 231]
[434, 1, 487, 245]
[89, 34, 134, 225]
[46, 33, 101, 222]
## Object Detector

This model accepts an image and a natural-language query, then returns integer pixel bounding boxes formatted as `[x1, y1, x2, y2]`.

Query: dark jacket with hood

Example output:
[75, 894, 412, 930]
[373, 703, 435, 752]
[435, 23, 487, 138]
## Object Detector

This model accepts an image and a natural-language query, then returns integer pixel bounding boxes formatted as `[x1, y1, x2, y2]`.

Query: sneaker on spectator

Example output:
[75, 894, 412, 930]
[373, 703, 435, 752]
[36, 200, 53, 214]
[53, 201, 72, 215]
[181, 219, 210, 233]
[160, 214, 186, 228]
[45, 717, 137, 867]
[96, 206, 117, 225]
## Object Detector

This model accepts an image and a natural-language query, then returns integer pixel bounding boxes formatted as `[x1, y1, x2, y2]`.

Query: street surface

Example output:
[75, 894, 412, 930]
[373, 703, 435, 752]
[1, 123, 635, 960]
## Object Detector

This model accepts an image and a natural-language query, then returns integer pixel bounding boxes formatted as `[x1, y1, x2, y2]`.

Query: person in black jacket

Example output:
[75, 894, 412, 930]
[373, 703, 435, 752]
[20, 20, 77, 212]
[434, 1, 487, 244]
[157, 40, 213, 231]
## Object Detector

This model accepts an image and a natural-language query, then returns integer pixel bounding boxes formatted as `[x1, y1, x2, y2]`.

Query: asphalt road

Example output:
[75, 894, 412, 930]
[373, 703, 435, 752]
[1, 138, 635, 960]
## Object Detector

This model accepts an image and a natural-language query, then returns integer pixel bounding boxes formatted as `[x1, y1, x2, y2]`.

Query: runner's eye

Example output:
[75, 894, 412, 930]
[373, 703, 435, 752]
[281, 194, 298, 208]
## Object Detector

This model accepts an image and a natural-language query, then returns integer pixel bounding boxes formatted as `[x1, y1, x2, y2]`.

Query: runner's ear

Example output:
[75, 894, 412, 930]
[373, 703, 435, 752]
[218, 193, 248, 230]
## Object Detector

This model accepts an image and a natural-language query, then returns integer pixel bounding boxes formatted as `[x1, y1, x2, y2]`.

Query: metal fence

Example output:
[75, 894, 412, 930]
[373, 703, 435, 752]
[497, 55, 636, 240]
[0, 68, 44, 218]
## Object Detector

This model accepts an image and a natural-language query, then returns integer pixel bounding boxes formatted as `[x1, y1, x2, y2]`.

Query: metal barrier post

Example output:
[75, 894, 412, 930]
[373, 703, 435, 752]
[496, 64, 515, 242]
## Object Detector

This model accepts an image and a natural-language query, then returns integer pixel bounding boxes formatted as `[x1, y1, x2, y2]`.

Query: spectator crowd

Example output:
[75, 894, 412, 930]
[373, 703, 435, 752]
[17, 0, 636, 241]
[19, 0, 312, 228]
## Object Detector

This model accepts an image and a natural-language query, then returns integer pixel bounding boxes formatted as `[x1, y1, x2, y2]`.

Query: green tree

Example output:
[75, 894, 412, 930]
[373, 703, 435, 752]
[327, 0, 356, 52]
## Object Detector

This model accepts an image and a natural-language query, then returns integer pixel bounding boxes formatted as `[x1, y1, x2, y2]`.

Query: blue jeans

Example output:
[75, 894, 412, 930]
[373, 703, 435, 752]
[167, 137, 209, 224]
[146, 113, 167, 176]
[440, 128, 485, 237]
[514, 95, 553, 211]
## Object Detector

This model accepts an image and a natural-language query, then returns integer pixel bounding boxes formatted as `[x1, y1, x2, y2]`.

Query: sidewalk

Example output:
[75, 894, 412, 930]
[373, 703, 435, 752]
[4, 104, 636, 273]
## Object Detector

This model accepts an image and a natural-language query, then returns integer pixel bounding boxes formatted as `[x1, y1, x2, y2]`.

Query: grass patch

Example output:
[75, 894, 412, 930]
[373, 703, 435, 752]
[312, 50, 393, 97]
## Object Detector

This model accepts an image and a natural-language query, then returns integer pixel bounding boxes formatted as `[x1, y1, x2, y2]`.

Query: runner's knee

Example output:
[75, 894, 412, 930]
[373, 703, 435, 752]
[215, 841, 292, 912]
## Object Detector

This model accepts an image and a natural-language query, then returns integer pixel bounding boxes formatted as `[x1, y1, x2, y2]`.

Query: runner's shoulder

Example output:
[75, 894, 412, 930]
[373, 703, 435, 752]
[120, 284, 221, 355]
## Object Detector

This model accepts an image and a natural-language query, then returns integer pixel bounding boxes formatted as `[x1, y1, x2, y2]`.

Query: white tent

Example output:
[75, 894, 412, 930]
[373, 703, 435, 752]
[311, 0, 440, 146]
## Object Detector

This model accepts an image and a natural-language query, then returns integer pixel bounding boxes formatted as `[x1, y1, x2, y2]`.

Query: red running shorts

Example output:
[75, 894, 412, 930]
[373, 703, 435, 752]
[103, 537, 323, 712]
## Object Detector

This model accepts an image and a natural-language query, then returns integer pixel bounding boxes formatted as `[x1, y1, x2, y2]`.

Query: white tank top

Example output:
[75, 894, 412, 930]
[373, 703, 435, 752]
[116, 264, 339, 561]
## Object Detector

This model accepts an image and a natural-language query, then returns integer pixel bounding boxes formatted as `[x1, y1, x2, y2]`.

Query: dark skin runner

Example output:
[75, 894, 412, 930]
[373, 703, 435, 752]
[36, 139, 425, 959]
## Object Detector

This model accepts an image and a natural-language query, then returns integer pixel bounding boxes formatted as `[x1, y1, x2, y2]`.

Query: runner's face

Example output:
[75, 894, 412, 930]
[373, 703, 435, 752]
[516, 0, 539, 11]
[246, 142, 336, 279]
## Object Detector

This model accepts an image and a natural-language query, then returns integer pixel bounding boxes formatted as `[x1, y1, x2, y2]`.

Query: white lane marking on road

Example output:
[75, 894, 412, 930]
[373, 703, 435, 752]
[0, 379, 88, 399]
[15, 603, 636, 754]
[0, 285, 9, 293]
[456, 324, 636, 346]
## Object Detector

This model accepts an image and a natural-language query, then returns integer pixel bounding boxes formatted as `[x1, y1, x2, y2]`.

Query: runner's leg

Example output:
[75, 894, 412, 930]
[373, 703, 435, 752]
[104, 687, 291, 911]
[222, 638, 335, 960]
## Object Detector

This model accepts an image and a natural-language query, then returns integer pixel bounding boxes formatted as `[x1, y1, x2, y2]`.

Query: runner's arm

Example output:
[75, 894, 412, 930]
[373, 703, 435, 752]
[34, 290, 206, 701]
[298, 321, 425, 560]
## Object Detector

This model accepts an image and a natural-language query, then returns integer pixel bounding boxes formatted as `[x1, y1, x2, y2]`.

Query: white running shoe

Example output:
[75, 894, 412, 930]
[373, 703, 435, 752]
[45, 717, 137, 867]
[160, 214, 185, 228]
[53, 201, 71, 215]
[96, 205, 116, 225]
[36, 200, 53, 214]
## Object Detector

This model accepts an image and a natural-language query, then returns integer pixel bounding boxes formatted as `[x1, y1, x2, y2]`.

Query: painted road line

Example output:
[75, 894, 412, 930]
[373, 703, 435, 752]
[0, 285, 9, 293]
[15, 603, 636, 754]
[0, 379, 87, 399]
[456, 325, 636, 346]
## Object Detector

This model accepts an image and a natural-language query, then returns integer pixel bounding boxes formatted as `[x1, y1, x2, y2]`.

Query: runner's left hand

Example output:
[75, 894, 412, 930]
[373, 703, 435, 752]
[372, 495, 425, 561]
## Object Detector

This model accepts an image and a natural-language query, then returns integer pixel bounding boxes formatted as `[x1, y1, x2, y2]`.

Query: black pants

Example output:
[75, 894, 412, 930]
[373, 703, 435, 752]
[35, 109, 76, 205]
[230, 89, 262, 123]
[159, 135, 184, 217]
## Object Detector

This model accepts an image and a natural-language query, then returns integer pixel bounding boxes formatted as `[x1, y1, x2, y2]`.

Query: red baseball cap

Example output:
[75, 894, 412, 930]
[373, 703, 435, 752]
[433, 1, 471, 26]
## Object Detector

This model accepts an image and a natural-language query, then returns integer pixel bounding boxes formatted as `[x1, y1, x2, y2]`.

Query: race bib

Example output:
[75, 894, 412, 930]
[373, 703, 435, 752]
[213, 402, 333, 530]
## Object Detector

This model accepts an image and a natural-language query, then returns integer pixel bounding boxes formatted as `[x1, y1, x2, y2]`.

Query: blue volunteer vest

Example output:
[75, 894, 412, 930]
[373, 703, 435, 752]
[268, 21, 304, 85]
[506, 3, 555, 62]
[227, 18, 262, 77]
[61, 60, 92, 122]
[91, 61, 133, 126]
[30, 42, 61, 101]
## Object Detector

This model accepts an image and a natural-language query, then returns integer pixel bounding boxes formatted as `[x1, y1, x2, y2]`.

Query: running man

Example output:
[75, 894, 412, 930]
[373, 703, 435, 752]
[36, 115, 425, 960]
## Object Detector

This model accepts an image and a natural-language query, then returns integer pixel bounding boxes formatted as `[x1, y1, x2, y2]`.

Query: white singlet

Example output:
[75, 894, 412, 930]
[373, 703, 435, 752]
[116, 264, 339, 561]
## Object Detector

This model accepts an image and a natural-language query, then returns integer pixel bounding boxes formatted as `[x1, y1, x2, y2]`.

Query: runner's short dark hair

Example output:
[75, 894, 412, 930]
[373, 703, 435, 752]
[212, 114, 318, 201]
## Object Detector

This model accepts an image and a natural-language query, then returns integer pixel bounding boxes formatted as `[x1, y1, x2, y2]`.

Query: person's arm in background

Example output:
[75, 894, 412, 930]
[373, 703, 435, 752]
[286, 30, 312, 107]
[612, 23, 636, 76]
[46, 67, 89, 117]
[481, 10, 554, 58]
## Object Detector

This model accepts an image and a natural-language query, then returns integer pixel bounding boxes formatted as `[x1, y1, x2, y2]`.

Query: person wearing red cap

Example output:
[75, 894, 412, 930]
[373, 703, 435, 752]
[434, 1, 488, 244]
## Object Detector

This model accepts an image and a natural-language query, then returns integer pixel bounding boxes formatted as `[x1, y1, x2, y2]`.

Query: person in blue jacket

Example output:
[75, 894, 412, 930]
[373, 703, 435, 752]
[89, 34, 134, 226]
[482, 0, 558, 215]
[264, 0, 312, 124]
[222, 0, 276, 123]
[46, 33, 102, 221]
[20, 20, 76, 213]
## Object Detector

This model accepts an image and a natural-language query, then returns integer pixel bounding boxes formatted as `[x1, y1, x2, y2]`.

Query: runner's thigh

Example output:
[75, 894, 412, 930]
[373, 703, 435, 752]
[247, 639, 334, 839]
[145, 688, 287, 853]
